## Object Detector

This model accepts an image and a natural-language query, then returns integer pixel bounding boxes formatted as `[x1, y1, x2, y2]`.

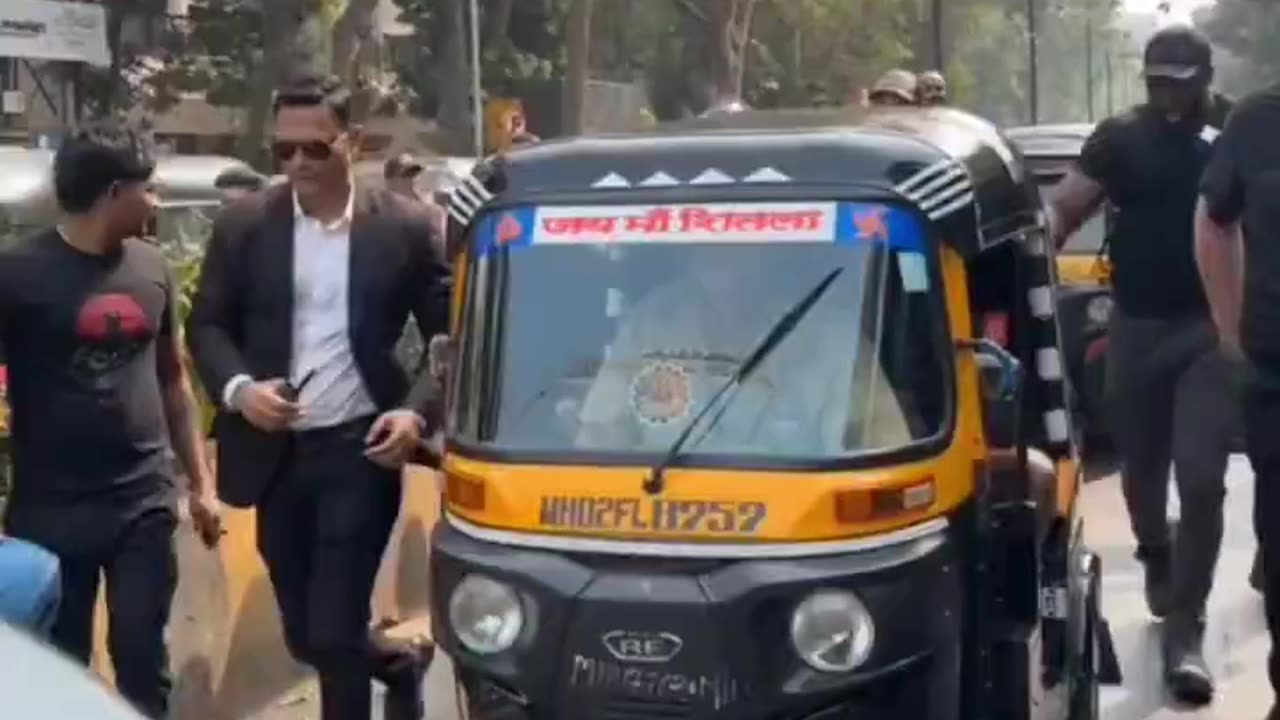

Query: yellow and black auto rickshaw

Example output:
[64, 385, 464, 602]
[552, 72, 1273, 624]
[431, 105, 1120, 720]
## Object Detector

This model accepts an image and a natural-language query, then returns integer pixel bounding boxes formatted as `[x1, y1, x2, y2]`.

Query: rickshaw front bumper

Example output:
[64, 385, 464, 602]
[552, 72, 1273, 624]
[430, 515, 966, 720]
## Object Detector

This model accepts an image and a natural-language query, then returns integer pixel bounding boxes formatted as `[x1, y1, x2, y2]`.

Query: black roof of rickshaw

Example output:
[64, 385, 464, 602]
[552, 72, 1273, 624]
[469, 105, 1041, 257]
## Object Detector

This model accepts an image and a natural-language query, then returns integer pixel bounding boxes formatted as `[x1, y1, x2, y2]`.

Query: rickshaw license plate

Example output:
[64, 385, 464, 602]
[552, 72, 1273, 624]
[540, 496, 767, 535]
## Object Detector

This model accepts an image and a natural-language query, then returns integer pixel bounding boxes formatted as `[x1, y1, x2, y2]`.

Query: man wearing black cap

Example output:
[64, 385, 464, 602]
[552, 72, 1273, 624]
[1047, 24, 1234, 704]
[1196, 51, 1280, 720]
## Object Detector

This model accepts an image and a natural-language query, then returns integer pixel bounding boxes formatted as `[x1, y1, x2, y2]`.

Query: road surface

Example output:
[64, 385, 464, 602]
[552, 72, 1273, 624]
[248, 456, 1274, 720]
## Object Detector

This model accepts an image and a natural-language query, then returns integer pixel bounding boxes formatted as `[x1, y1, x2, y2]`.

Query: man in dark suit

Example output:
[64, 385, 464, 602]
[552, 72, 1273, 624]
[186, 75, 450, 720]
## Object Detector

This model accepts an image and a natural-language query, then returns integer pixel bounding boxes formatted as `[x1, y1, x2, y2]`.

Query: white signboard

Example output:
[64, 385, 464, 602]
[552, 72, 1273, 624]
[529, 203, 839, 245]
[0, 0, 109, 67]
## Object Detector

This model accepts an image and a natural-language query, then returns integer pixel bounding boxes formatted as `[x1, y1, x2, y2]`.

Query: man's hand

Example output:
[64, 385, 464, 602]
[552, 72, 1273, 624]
[364, 411, 423, 470]
[236, 379, 300, 432]
[189, 491, 224, 549]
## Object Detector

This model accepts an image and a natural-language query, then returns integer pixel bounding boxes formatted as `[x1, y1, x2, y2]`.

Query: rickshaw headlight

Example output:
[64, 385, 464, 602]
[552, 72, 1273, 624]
[449, 574, 524, 655]
[790, 589, 875, 673]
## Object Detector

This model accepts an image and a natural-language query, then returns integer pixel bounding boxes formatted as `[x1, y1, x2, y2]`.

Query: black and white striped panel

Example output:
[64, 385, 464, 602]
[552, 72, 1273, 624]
[894, 159, 974, 221]
[445, 174, 495, 231]
[1022, 229, 1073, 455]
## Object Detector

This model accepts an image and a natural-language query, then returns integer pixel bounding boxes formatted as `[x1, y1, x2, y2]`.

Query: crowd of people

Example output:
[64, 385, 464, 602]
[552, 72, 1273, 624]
[865, 67, 949, 107]
[3, 21, 1280, 720]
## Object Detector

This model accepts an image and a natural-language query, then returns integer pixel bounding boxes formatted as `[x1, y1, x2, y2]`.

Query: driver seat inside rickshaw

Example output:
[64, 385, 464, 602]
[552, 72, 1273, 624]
[970, 242, 1061, 538]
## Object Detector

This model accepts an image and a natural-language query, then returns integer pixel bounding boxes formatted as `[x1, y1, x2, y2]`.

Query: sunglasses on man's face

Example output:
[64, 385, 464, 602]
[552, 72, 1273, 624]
[272, 138, 338, 162]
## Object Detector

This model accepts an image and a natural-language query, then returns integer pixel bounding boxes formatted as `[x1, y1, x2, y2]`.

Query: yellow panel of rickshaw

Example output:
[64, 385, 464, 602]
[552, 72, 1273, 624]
[1057, 455, 1081, 516]
[1056, 254, 1110, 286]
[443, 246, 990, 543]
[450, 251, 469, 335]
[443, 446, 975, 542]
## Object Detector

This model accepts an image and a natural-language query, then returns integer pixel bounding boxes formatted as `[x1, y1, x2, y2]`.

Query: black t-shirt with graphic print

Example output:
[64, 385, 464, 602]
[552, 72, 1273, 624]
[1200, 84, 1280, 360]
[1076, 94, 1232, 317]
[0, 230, 177, 515]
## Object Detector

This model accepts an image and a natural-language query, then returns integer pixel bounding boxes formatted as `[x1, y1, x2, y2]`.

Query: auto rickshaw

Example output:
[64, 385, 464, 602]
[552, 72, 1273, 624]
[430, 105, 1120, 720]
[1005, 124, 1113, 448]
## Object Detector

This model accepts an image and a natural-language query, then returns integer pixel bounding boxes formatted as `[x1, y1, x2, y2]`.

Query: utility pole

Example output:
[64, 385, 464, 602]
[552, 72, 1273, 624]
[469, 0, 483, 157]
[1085, 15, 1094, 121]
[932, 0, 945, 72]
[1105, 48, 1113, 117]
[1027, 0, 1039, 124]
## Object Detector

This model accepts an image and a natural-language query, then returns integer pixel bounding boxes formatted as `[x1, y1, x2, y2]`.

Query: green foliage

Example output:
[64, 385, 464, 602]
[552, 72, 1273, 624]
[154, 0, 265, 110]
[1197, 0, 1280, 96]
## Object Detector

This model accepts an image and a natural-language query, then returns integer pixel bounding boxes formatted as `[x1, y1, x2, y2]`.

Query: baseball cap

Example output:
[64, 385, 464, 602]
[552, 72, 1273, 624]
[871, 69, 918, 103]
[384, 153, 423, 179]
[1143, 25, 1212, 81]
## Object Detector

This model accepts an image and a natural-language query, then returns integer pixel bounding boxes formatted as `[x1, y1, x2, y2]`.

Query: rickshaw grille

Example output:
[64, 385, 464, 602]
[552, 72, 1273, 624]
[603, 698, 693, 719]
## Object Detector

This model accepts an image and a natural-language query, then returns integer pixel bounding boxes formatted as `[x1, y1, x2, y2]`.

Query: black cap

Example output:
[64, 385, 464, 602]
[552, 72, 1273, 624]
[1143, 25, 1212, 81]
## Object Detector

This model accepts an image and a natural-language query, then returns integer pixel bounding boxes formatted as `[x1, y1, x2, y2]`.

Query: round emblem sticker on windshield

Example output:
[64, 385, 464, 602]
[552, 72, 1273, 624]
[630, 360, 693, 427]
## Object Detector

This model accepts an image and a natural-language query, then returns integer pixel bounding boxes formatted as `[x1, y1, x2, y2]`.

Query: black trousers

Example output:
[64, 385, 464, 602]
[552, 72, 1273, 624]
[1107, 309, 1237, 628]
[1244, 371, 1280, 705]
[7, 504, 177, 719]
[257, 416, 405, 720]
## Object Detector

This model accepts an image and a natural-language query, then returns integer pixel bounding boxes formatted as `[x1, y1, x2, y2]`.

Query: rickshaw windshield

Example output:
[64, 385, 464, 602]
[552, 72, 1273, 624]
[451, 200, 952, 465]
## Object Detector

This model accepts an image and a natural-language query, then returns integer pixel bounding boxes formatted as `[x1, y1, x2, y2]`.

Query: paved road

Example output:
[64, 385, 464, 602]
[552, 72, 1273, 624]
[250, 456, 1274, 720]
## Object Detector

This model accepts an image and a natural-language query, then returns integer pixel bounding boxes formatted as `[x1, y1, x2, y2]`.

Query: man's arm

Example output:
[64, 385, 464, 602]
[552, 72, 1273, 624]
[1047, 170, 1106, 251]
[1196, 108, 1248, 352]
[159, 266, 221, 546]
[1194, 200, 1243, 349]
[159, 325, 213, 493]
[185, 207, 251, 409]
[1047, 118, 1120, 250]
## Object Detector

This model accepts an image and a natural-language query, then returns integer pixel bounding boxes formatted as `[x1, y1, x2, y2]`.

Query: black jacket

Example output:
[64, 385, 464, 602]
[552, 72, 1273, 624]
[186, 183, 451, 507]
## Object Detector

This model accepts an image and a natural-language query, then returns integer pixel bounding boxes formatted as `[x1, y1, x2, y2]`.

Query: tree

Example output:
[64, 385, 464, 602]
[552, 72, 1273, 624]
[947, 1, 1028, 125]
[561, 0, 593, 134]
[1196, 0, 1280, 97]
[72, 0, 169, 117]
[745, 0, 916, 109]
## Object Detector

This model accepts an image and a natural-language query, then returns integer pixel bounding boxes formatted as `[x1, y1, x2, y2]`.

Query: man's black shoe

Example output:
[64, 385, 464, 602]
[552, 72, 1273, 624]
[371, 619, 436, 720]
[1163, 618, 1214, 706]
[1136, 544, 1173, 618]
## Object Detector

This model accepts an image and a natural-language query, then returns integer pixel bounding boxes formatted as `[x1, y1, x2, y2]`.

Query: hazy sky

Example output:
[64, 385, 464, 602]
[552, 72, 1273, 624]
[1121, 0, 1215, 20]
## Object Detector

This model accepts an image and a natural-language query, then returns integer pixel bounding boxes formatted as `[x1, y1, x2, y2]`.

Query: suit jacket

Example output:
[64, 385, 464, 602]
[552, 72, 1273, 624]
[186, 183, 452, 508]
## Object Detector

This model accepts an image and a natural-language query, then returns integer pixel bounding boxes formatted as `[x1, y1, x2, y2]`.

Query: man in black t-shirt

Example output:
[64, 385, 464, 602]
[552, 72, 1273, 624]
[0, 122, 221, 718]
[1047, 25, 1235, 704]
[1197, 83, 1280, 720]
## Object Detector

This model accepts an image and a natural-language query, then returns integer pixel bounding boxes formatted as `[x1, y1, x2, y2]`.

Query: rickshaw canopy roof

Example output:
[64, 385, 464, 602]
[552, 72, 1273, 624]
[470, 106, 1042, 258]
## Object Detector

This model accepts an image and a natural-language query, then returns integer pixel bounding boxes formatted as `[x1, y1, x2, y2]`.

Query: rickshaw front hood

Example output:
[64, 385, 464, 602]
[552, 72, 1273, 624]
[440, 439, 978, 548]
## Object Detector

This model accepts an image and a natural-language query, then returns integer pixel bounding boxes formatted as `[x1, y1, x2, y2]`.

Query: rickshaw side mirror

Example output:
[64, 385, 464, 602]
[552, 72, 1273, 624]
[428, 334, 455, 385]
[958, 338, 1023, 401]
[958, 338, 1024, 448]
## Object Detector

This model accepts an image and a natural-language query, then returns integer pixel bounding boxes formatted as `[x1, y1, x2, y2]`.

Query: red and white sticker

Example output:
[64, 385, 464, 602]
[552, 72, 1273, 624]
[531, 202, 837, 245]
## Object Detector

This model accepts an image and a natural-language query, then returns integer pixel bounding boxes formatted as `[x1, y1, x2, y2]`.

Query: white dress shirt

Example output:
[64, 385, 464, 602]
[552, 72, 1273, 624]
[222, 189, 380, 429]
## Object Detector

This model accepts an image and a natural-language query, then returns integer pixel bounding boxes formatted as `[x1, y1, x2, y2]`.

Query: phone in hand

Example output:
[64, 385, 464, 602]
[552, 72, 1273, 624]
[280, 370, 317, 402]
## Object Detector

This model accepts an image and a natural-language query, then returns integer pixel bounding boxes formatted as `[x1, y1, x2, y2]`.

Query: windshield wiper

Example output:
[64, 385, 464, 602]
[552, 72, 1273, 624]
[642, 268, 844, 495]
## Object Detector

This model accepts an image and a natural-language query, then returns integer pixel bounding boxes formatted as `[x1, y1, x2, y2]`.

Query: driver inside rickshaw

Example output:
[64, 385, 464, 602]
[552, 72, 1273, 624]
[575, 243, 913, 455]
